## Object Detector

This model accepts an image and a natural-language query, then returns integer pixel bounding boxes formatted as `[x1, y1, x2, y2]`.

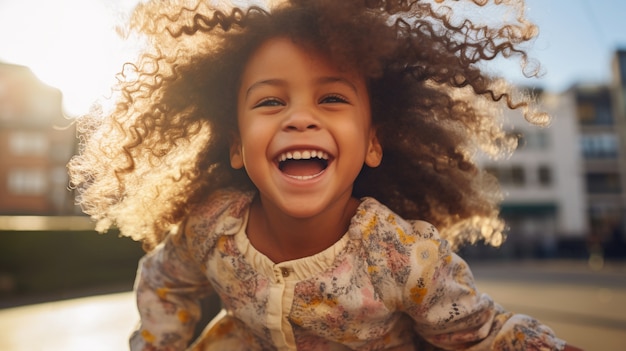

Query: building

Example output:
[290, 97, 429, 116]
[468, 47, 626, 261]
[472, 90, 588, 259]
[593, 48, 626, 258]
[0, 63, 76, 215]
[571, 81, 625, 258]
[611, 50, 626, 231]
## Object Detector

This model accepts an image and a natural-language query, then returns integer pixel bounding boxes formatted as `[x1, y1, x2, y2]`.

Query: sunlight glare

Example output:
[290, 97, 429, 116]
[0, 0, 142, 117]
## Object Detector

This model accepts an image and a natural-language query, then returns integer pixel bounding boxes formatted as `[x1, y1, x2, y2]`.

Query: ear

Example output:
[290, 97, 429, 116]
[365, 131, 382, 168]
[229, 136, 244, 169]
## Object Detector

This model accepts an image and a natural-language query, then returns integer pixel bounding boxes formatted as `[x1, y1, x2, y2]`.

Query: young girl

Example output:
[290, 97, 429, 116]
[69, 0, 582, 350]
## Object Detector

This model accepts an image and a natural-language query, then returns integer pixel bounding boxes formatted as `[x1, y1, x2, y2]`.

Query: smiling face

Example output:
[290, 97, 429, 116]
[231, 37, 382, 220]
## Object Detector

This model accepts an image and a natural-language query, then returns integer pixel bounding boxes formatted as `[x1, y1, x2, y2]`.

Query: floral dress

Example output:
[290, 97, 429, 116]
[129, 189, 565, 351]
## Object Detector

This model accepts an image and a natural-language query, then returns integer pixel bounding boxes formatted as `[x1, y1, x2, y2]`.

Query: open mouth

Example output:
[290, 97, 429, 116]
[277, 149, 330, 180]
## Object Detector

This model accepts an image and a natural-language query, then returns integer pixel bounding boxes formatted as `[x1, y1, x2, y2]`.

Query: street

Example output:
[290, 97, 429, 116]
[471, 260, 626, 350]
[0, 260, 624, 350]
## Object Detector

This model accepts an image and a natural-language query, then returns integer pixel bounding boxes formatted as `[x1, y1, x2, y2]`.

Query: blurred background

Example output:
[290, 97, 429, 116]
[0, 0, 625, 350]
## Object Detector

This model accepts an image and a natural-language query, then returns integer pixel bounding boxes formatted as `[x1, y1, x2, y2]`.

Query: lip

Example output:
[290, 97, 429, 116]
[282, 169, 326, 181]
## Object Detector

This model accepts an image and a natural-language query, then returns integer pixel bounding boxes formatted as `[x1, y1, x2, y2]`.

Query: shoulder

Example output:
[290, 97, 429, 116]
[188, 189, 254, 229]
[179, 189, 255, 249]
[350, 197, 441, 246]
[350, 197, 451, 280]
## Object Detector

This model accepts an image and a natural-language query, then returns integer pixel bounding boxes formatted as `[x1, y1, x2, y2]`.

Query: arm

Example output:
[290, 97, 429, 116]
[402, 221, 567, 350]
[129, 190, 253, 350]
[130, 224, 214, 351]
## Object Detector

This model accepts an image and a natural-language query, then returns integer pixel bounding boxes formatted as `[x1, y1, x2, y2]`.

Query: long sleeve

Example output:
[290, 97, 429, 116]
[129, 189, 254, 351]
[130, 224, 214, 351]
[402, 221, 566, 350]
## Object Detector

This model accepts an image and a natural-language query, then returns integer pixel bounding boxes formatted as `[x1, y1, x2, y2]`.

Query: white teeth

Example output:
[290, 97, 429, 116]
[278, 149, 329, 162]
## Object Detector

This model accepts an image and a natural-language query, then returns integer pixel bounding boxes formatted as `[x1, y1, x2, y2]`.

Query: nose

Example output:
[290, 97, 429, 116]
[282, 108, 320, 132]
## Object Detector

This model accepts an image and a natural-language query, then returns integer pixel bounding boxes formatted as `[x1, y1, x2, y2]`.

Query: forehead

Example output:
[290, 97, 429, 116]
[240, 36, 364, 85]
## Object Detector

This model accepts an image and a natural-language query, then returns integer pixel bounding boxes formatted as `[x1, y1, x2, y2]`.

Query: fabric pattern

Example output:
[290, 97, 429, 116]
[130, 189, 565, 351]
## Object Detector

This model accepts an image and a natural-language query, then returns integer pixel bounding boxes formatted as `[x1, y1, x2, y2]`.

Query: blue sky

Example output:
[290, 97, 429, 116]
[500, 0, 626, 91]
[0, 0, 625, 114]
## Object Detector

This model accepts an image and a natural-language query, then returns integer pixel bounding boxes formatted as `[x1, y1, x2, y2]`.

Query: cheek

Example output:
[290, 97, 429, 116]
[239, 123, 272, 160]
[236, 114, 257, 143]
[344, 115, 373, 146]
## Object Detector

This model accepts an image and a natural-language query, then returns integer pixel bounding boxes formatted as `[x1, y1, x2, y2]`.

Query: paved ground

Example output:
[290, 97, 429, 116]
[1, 260, 624, 350]
[471, 260, 626, 351]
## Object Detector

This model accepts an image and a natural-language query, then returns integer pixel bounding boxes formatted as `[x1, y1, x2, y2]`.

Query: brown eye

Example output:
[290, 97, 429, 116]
[320, 94, 349, 104]
[253, 97, 284, 108]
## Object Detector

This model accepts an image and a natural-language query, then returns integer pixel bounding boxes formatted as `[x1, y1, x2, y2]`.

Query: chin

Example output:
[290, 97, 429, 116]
[270, 196, 329, 219]
[280, 205, 326, 219]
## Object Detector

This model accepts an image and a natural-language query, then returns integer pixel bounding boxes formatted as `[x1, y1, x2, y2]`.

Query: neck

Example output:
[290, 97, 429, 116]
[247, 194, 359, 263]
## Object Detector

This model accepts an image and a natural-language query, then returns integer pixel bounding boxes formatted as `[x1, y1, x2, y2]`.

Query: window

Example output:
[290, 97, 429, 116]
[589, 202, 622, 222]
[577, 103, 595, 123]
[484, 165, 526, 187]
[7, 169, 47, 195]
[8, 132, 48, 156]
[577, 90, 613, 126]
[594, 104, 613, 125]
[580, 133, 619, 158]
[585, 173, 621, 194]
[510, 129, 549, 151]
[511, 166, 525, 186]
[538, 165, 552, 186]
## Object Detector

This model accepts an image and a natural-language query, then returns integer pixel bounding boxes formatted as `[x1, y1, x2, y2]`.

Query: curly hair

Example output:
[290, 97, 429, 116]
[68, 0, 545, 251]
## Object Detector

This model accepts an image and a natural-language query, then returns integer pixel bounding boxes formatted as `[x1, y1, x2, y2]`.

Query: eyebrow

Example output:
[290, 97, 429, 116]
[244, 76, 359, 98]
[245, 79, 286, 98]
[316, 76, 358, 93]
